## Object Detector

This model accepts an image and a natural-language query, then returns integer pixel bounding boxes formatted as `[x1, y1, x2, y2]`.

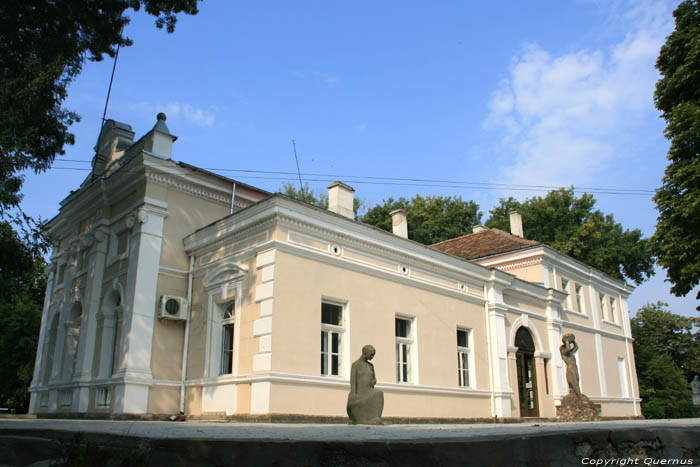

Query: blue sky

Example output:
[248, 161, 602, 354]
[19, 0, 699, 315]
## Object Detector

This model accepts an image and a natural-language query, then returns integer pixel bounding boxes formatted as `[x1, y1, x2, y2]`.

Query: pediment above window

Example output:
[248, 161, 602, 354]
[203, 262, 248, 290]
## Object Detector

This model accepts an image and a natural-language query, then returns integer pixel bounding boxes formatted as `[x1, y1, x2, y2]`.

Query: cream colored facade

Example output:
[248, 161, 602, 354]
[29, 116, 641, 419]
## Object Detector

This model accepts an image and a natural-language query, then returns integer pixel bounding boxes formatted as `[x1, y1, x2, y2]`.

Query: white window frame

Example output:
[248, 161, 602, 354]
[320, 300, 345, 378]
[395, 316, 415, 384]
[205, 281, 242, 379]
[457, 328, 474, 388]
[617, 357, 629, 397]
[220, 301, 235, 375]
[575, 283, 585, 314]
[561, 279, 571, 309]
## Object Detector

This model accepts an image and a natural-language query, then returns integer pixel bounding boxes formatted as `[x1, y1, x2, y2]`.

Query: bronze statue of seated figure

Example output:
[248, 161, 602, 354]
[347, 345, 384, 425]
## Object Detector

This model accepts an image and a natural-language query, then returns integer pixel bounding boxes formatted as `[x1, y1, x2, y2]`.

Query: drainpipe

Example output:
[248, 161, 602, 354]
[179, 254, 195, 413]
[230, 183, 237, 215]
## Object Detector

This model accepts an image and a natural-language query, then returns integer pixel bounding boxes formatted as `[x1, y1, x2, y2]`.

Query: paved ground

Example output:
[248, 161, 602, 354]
[0, 417, 698, 441]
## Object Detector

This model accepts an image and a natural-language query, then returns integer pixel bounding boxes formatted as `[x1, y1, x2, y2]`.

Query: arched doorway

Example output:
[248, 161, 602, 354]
[515, 327, 539, 417]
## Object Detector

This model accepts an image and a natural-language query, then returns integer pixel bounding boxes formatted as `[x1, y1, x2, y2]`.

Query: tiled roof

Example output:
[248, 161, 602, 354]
[430, 228, 539, 259]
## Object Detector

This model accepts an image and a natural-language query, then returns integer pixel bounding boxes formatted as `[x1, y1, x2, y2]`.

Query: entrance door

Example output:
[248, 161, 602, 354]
[515, 327, 539, 417]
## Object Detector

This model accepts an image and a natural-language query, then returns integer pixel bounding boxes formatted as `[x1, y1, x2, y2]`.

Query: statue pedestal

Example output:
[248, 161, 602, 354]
[556, 393, 601, 422]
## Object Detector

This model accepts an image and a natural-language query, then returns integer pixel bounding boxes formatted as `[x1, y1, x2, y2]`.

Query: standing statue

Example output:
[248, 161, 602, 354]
[556, 333, 601, 421]
[559, 333, 582, 398]
[347, 345, 384, 425]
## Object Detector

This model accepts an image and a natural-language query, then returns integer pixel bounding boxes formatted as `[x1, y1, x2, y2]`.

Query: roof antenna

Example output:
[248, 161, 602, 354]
[292, 139, 303, 190]
[99, 26, 124, 133]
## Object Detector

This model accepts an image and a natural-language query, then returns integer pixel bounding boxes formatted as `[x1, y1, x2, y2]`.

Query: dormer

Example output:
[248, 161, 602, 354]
[91, 119, 135, 178]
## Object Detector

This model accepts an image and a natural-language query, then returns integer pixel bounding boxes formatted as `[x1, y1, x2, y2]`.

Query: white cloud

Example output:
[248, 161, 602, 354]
[484, 0, 674, 192]
[130, 101, 216, 128]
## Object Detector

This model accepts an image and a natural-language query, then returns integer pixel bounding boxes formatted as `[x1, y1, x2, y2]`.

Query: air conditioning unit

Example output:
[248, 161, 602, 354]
[158, 295, 188, 321]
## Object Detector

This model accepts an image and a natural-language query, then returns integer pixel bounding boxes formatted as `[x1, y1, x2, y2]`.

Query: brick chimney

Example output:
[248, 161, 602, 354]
[390, 209, 408, 238]
[327, 181, 355, 219]
[509, 211, 523, 238]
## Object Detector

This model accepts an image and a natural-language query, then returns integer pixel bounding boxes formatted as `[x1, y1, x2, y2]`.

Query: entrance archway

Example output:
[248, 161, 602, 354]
[515, 327, 539, 417]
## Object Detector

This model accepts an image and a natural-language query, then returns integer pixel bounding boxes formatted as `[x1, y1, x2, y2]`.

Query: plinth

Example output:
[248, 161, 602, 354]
[556, 393, 601, 421]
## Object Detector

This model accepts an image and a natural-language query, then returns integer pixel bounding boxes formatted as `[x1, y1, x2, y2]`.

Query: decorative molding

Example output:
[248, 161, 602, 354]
[494, 258, 542, 271]
[145, 172, 231, 206]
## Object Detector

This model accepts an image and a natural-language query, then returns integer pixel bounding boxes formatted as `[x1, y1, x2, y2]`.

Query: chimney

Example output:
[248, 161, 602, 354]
[144, 112, 177, 159]
[390, 209, 408, 238]
[327, 181, 355, 219]
[509, 211, 523, 238]
[472, 225, 488, 233]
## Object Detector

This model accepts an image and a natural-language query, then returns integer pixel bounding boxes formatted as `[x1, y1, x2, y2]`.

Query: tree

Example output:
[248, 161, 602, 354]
[630, 302, 699, 418]
[0, 0, 200, 214]
[280, 182, 363, 217]
[485, 188, 654, 285]
[0, 221, 47, 413]
[361, 195, 482, 245]
[652, 0, 700, 309]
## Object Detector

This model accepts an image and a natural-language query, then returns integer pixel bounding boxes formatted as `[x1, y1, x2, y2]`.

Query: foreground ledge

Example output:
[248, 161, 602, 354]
[0, 418, 698, 466]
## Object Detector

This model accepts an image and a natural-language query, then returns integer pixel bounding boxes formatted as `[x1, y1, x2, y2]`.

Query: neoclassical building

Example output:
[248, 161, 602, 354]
[29, 116, 640, 419]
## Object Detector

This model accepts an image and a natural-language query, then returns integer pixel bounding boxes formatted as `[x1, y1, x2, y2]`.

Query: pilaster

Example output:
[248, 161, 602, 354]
[251, 249, 275, 414]
[113, 204, 166, 413]
[486, 274, 513, 417]
[28, 263, 56, 413]
[73, 228, 109, 411]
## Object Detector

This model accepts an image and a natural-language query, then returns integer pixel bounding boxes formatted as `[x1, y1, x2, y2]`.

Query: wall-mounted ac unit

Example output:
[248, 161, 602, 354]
[158, 295, 188, 321]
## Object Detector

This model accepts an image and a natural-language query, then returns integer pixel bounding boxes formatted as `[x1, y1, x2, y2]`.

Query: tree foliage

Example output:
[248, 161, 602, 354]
[0, 221, 46, 412]
[485, 188, 654, 285]
[361, 195, 482, 245]
[652, 0, 700, 308]
[630, 302, 699, 418]
[0, 0, 200, 213]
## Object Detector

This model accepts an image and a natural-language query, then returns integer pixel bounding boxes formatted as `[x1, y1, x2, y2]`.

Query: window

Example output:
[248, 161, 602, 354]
[561, 279, 570, 308]
[96, 387, 111, 408]
[599, 293, 608, 321]
[221, 301, 235, 375]
[56, 264, 65, 285]
[395, 317, 413, 383]
[457, 329, 471, 387]
[617, 358, 629, 397]
[610, 297, 618, 323]
[78, 249, 89, 271]
[575, 284, 584, 314]
[321, 302, 343, 376]
[116, 229, 129, 256]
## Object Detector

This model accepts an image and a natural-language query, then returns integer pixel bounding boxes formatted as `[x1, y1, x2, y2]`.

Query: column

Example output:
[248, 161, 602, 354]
[73, 228, 108, 411]
[113, 204, 166, 414]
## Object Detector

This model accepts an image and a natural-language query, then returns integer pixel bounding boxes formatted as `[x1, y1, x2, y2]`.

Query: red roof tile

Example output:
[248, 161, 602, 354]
[430, 228, 539, 259]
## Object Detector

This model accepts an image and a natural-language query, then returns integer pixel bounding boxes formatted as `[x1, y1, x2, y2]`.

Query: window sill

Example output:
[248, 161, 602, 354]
[602, 319, 622, 328]
[563, 308, 588, 319]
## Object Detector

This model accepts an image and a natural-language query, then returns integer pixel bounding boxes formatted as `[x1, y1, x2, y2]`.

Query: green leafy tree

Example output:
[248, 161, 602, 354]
[630, 302, 699, 418]
[361, 195, 482, 245]
[485, 188, 654, 285]
[652, 0, 700, 309]
[280, 182, 363, 217]
[0, 0, 201, 213]
[0, 221, 47, 413]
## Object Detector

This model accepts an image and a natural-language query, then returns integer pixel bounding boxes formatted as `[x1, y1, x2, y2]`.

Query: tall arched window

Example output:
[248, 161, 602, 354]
[43, 313, 60, 383]
[220, 301, 235, 375]
[62, 302, 82, 380]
